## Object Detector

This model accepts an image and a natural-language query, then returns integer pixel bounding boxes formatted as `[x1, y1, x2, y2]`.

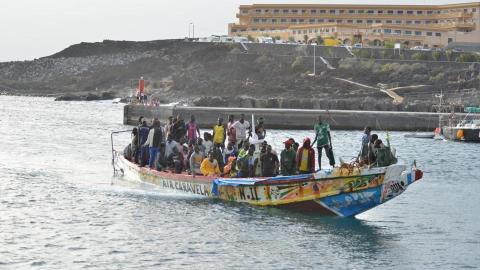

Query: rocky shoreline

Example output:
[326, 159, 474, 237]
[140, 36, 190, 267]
[0, 39, 478, 112]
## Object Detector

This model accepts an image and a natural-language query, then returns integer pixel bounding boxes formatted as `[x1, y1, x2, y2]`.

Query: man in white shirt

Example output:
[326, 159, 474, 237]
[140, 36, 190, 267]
[165, 134, 178, 159]
[232, 113, 251, 149]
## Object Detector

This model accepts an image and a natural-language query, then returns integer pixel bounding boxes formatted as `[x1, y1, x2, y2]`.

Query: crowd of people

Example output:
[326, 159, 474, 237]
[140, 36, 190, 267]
[123, 114, 396, 178]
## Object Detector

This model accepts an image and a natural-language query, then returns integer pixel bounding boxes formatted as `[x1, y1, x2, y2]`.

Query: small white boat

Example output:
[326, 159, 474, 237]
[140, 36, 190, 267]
[404, 132, 434, 139]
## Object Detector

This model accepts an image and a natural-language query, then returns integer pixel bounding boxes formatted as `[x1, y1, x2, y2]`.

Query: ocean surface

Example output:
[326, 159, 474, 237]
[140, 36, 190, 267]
[0, 95, 479, 270]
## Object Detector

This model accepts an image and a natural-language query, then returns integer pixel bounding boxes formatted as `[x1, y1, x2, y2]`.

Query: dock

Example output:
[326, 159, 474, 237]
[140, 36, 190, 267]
[123, 104, 459, 131]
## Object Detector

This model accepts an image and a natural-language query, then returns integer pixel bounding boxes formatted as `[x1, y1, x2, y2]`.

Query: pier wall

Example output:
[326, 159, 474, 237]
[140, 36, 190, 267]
[124, 104, 456, 131]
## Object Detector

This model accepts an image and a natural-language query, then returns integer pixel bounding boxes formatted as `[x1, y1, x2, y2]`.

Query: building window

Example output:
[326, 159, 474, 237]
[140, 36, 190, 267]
[367, 10, 374, 14]
[427, 10, 433, 14]
[394, 29, 401, 35]
[426, 32, 433, 36]
[473, 8, 477, 12]
[303, 30, 307, 34]
[337, 19, 343, 23]
[358, 10, 365, 14]
[283, 9, 289, 13]
[329, 19, 335, 22]
[253, 18, 260, 23]
[378, 10, 383, 14]
[406, 20, 412, 24]
[292, 9, 298, 13]
[397, 10, 404, 14]
[330, 9, 336, 14]
[314, 29, 318, 33]
[349, 10, 355, 14]
[302, 9, 307, 14]
[415, 31, 422, 36]
[435, 32, 441, 37]
[293, 30, 296, 34]
[251, 28, 257, 31]
[241, 9, 248, 14]
[357, 20, 363, 23]
[255, 9, 261, 13]
[273, 9, 279, 13]
[405, 30, 412, 35]
[415, 21, 421, 24]
[261, 19, 267, 23]
[388, 10, 394, 14]
[386, 20, 392, 24]
[425, 20, 431, 24]
[320, 10, 326, 13]
[395, 20, 402, 24]
[367, 20, 373, 24]
[417, 11, 423, 15]
[299, 19, 304, 23]
[281, 19, 287, 22]
[309, 19, 315, 23]
[347, 20, 354, 23]
[309, 29, 312, 33]
[318, 19, 324, 23]
[310, 10, 316, 14]
[407, 10, 413, 14]
[339, 10, 345, 13]
[384, 29, 392, 33]
[291, 19, 297, 23]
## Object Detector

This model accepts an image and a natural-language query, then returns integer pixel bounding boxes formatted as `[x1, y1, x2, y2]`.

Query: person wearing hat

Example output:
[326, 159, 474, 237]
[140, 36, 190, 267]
[296, 138, 316, 174]
[280, 139, 296, 176]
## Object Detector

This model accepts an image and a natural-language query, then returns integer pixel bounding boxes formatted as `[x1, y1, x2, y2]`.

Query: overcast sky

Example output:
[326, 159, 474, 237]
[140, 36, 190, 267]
[0, 0, 471, 61]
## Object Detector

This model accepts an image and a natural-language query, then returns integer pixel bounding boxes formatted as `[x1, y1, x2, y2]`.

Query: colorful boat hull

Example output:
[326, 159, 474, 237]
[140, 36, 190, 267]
[114, 152, 422, 217]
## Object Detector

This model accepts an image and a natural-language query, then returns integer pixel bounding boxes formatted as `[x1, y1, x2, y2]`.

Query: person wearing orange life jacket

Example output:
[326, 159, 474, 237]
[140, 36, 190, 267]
[296, 138, 316, 174]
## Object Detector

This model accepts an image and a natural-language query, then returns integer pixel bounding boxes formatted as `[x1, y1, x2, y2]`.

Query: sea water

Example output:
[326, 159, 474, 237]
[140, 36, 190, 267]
[0, 96, 479, 270]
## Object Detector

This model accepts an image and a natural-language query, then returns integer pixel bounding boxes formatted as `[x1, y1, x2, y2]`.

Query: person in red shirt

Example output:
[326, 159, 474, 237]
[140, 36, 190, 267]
[296, 138, 316, 174]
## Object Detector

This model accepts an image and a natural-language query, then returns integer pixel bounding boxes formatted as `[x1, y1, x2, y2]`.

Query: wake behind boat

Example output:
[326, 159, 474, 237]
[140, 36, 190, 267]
[113, 151, 422, 217]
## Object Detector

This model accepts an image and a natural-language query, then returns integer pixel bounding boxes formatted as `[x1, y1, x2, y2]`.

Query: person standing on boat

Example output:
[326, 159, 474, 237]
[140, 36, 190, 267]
[172, 115, 186, 142]
[312, 116, 335, 170]
[143, 119, 163, 169]
[358, 126, 372, 163]
[232, 113, 251, 149]
[164, 116, 174, 140]
[280, 139, 296, 176]
[260, 145, 279, 177]
[200, 151, 221, 176]
[185, 115, 201, 143]
[212, 117, 226, 149]
[296, 138, 315, 174]
[138, 120, 150, 166]
[255, 117, 267, 140]
[227, 115, 236, 149]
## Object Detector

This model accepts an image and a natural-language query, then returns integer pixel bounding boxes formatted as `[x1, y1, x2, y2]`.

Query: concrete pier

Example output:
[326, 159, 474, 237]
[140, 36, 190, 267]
[124, 104, 453, 131]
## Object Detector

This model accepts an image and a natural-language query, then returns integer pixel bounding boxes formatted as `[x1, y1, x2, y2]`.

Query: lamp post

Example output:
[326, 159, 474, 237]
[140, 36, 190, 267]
[189, 22, 195, 39]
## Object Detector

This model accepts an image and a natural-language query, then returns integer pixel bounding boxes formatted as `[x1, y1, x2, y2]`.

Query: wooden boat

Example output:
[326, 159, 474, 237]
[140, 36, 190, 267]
[113, 152, 423, 217]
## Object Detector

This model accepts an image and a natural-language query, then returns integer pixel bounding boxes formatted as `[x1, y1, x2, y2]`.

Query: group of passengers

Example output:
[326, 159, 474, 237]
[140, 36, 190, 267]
[124, 114, 395, 178]
[358, 126, 397, 167]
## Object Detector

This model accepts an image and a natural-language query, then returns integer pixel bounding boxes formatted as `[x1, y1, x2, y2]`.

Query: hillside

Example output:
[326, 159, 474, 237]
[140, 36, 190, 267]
[0, 39, 479, 111]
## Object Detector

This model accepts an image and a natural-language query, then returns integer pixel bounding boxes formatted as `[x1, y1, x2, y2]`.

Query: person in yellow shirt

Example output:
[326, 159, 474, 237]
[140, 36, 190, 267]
[200, 151, 221, 176]
[212, 117, 226, 150]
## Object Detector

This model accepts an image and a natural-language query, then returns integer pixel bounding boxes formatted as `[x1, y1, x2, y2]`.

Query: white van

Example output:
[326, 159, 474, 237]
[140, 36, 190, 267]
[220, 36, 234, 43]
[233, 36, 249, 43]
[257, 36, 274, 44]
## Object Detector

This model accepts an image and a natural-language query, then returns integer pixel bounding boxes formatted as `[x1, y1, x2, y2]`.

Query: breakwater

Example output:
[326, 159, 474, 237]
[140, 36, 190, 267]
[124, 104, 459, 131]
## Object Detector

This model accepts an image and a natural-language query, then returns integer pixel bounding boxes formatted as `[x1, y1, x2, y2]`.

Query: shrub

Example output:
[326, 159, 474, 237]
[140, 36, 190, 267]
[291, 56, 306, 72]
[458, 53, 478, 63]
[445, 49, 453, 61]
[412, 52, 428, 61]
[429, 72, 445, 84]
[384, 42, 395, 49]
[432, 51, 442, 61]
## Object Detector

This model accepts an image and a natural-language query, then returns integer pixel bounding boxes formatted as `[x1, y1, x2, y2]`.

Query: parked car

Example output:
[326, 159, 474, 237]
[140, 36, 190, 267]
[353, 43, 363, 48]
[256, 36, 274, 44]
[233, 36, 249, 43]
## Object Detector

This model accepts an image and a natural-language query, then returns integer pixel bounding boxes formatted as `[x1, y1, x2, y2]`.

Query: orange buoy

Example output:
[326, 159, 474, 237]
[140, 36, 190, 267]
[456, 129, 464, 140]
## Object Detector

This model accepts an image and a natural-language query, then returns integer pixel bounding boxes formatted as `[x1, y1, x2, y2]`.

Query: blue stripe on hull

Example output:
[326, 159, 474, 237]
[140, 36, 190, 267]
[317, 187, 383, 217]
